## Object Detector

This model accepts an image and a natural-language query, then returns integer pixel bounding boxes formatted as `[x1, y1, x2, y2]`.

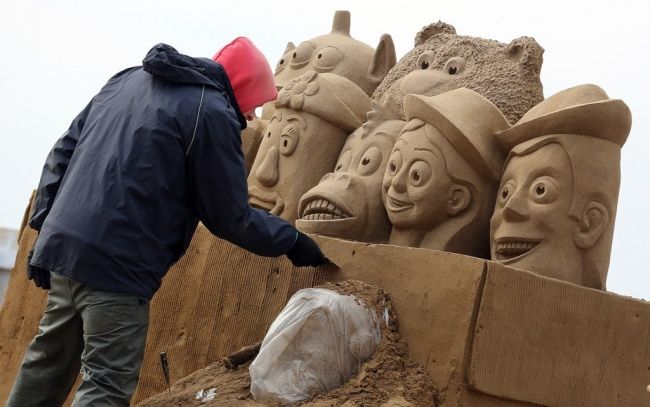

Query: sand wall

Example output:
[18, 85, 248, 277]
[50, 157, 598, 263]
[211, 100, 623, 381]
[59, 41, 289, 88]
[1, 223, 649, 406]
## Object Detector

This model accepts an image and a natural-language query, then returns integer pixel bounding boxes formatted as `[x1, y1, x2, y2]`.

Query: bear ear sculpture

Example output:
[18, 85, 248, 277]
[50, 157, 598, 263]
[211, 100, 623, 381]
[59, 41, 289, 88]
[414, 21, 457, 46]
[507, 37, 544, 76]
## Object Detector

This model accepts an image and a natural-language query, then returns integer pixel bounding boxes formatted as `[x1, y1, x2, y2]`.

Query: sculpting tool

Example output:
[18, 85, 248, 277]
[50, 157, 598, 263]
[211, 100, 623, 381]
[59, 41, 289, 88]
[159, 351, 171, 395]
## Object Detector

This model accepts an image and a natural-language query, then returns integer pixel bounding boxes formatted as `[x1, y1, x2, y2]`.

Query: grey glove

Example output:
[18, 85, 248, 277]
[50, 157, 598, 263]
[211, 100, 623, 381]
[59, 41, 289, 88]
[26, 249, 51, 290]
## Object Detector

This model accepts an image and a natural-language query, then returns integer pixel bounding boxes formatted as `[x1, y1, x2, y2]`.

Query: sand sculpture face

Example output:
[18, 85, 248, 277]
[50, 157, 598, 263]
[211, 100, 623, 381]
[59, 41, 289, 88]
[296, 114, 405, 243]
[382, 89, 510, 257]
[371, 22, 544, 124]
[491, 84, 631, 289]
[273, 10, 396, 96]
[248, 71, 370, 223]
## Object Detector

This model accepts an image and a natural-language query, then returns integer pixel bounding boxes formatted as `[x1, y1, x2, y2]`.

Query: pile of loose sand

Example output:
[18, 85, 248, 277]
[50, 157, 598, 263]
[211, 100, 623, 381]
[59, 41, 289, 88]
[137, 281, 437, 407]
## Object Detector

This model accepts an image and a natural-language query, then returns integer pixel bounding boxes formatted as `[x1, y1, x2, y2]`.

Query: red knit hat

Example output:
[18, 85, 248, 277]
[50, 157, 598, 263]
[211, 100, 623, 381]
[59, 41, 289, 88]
[212, 37, 278, 114]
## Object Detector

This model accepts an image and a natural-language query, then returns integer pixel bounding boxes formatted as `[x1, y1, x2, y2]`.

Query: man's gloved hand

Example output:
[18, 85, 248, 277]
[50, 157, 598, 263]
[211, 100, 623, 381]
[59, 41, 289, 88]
[26, 250, 51, 290]
[286, 232, 327, 267]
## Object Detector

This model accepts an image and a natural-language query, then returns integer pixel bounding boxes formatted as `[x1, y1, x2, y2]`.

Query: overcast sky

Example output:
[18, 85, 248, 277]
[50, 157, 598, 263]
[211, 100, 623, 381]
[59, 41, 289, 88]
[1, 0, 648, 299]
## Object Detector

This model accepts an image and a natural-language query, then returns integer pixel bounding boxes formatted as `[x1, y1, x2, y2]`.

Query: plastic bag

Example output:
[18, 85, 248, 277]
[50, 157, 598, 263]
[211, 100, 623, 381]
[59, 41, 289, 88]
[250, 288, 381, 404]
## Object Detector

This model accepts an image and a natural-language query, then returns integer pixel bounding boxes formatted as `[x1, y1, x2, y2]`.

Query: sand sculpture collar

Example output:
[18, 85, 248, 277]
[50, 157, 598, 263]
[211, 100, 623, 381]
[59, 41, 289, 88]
[491, 84, 631, 289]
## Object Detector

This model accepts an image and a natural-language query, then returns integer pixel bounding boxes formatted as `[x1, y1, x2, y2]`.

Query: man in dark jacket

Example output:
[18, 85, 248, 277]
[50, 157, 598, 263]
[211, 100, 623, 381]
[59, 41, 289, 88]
[7, 39, 326, 406]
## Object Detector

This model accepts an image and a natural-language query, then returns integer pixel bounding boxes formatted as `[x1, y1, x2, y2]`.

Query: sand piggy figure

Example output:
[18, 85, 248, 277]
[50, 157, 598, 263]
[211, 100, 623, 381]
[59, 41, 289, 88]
[371, 22, 544, 124]
[273, 10, 396, 96]
[296, 105, 406, 243]
[382, 89, 510, 258]
[491, 84, 631, 289]
[248, 71, 370, 223]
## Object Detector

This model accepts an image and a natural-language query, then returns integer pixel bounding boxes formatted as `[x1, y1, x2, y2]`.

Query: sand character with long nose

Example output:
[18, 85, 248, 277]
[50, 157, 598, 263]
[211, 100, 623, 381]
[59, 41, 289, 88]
[382, 88, 510, 258]
[248, 71, 370, 223]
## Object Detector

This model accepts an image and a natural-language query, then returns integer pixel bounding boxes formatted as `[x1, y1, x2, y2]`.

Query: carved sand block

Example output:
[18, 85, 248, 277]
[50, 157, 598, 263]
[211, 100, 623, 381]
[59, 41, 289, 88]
[248, 71, 370, 223]
[296, 104, 405, 243]
[491, 84, 632, 289]
[372, 22, 544, 124]
[383, 88, 510, 258]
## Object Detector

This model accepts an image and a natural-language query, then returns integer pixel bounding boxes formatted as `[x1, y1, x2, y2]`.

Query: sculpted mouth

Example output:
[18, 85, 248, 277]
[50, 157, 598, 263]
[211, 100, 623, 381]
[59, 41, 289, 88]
[386, 195, 413, 212]
[300, 197, 351, 221]
[249, 186, 284, 215]
[494, 238, 541, 262]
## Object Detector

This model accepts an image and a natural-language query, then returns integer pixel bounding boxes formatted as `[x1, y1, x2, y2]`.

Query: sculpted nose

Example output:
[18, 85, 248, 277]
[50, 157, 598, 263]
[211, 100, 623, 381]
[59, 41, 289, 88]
[502, 191, 529, 222]
[320, 172, 352, 190]
[255, 146, 279, 187]
[391, 168, 407, 193]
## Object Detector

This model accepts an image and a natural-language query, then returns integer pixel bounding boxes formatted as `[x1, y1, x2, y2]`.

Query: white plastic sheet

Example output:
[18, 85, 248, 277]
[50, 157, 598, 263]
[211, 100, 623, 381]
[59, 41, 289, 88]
[250, 288, 381, 404]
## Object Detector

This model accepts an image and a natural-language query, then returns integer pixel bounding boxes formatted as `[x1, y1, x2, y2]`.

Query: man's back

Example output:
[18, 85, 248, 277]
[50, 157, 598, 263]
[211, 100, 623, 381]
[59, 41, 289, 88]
[29, 45, 272, 299]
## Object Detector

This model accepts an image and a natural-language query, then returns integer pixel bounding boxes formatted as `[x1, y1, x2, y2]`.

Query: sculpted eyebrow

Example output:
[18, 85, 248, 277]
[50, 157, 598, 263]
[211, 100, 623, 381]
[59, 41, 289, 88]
[414, 147, 440, 158]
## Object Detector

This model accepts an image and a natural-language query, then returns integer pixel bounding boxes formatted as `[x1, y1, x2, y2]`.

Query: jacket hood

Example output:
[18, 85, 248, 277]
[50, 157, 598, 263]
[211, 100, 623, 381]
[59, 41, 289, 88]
[143, 43, 247, 128]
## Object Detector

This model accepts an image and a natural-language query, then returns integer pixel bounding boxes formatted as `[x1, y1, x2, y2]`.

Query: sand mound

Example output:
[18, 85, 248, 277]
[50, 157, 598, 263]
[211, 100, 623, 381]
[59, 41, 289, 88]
[137, 281, 437, 407]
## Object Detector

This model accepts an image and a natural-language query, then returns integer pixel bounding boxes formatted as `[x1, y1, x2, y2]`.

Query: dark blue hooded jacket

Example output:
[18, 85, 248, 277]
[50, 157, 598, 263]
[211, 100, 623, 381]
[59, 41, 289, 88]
[29, 44, 297, 299]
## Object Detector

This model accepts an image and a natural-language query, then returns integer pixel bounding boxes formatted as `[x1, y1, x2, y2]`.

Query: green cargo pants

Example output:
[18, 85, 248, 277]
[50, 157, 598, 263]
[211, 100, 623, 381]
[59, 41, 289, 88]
[6, 272, 149, 407]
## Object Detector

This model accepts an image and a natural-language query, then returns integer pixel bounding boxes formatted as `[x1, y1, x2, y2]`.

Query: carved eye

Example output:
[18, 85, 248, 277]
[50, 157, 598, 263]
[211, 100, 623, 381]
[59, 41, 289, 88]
[313, 46, 343, 71]
[279, 123, 299, 156]
[444, 57, 466, 75]
[357, 146, 382, 176]
[387, 150, 402, 176]
[530, 177, 559, 204]
[499, 181, 516, 204]
[289, 42, 316, 68]
[335, 149, 352, 173]
[416, 50, 435, 70]
[408, 160, 431, 187]
[266, 131, 271, 139]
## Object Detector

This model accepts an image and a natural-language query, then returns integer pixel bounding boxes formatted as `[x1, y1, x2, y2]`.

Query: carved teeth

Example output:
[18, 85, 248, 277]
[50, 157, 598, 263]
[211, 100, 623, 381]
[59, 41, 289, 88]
[389, 196, 413, 208]
[494, 240, 540, 260]
[301, 197, 349, 220]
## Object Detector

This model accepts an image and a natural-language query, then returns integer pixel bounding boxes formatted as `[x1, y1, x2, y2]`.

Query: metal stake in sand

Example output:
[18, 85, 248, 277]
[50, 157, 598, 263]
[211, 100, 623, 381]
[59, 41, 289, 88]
[159, 351, 171, 394]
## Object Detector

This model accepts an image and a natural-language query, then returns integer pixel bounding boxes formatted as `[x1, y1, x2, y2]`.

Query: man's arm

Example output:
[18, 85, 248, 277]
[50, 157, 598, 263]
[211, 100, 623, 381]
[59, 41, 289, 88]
[187, 98, 297, 257]
[29, 99, 94, 231]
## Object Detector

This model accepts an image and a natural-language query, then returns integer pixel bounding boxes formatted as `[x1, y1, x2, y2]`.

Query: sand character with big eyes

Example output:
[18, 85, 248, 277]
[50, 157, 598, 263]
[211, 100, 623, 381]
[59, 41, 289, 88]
[491, 84, 631, 289]
[248, 71, 370, 223]
[382, 88, 510, 258]
[297, 104, 405, 243]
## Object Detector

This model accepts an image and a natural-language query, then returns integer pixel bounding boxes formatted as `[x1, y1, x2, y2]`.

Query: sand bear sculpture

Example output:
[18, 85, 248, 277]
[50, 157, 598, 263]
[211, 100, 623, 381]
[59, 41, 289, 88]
[296, 22, 544, 244]
[491, 84, 631, 289]
[373, 22, 544, 124]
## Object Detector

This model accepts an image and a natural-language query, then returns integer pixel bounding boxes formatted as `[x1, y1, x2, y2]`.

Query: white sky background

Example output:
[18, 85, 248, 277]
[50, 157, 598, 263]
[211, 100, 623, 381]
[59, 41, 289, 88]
[1, 0, 648, 298]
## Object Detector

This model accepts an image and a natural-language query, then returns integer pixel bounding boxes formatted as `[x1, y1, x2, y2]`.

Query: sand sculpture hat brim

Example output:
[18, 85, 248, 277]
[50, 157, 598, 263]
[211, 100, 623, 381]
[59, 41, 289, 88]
[275, 71, 371, 132]
[404, 88, 511, 182]
[496, 84, 632, 152]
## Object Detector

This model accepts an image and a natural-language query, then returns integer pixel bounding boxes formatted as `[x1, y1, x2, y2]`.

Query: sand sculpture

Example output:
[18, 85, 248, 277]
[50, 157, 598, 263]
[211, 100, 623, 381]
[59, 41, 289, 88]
[293, 21, 548, 244]
[491, 84, 631, 289]
[382, 88, 510, 258]
[372, 22, 544, 124]
[1, 11, 642, 407]
[247, 71, 370, 223]
[296, 105, 406, 243]
[273, 10, 396, 97]
[248, 10, 396, 172]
